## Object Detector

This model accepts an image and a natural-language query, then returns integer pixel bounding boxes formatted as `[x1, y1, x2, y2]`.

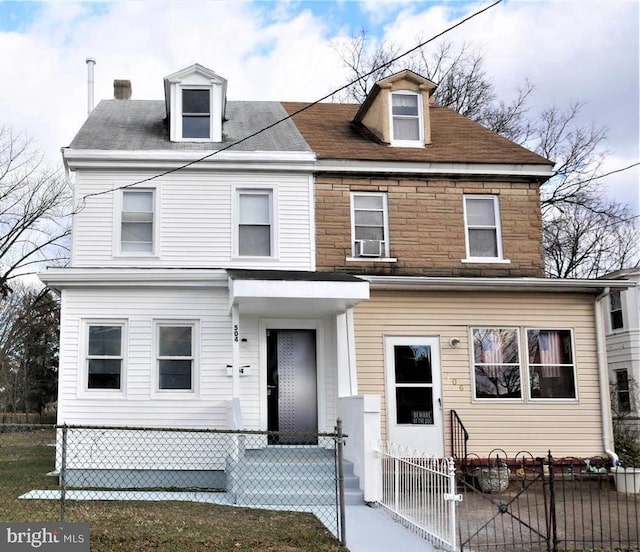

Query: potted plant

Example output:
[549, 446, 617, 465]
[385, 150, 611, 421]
[611, 379, 640, 494]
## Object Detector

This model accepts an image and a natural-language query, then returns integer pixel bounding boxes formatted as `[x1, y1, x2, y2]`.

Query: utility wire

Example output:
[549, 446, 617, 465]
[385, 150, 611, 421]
[72, 0, 503, 214]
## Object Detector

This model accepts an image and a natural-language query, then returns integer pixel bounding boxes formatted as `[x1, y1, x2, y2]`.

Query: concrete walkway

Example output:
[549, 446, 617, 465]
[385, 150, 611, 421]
[345, 505, 437, 552]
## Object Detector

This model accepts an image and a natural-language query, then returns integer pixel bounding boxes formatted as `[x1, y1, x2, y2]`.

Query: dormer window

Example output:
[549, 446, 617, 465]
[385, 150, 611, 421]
[164, 64, 226, 143]
[391, 91, 422, 145]
[182, 89, 210, 139]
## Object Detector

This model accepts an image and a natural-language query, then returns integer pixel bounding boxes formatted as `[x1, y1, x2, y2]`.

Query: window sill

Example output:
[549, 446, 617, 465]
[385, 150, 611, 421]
[151, 390, 198, 400]
[78, 389, 126, 399]
[114, 253, 159, 259]
[346, 257, 397, 263]
[390, 140, 424, 148]
[462, 258, 511, 264]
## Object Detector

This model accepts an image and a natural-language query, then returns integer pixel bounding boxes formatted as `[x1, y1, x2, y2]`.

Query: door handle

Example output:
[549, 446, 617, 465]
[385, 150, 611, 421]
[438, 397, 442, 409]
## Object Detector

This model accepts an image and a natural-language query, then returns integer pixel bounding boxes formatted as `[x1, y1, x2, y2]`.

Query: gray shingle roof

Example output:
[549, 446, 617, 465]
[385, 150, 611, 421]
[68, 100, 312, 152]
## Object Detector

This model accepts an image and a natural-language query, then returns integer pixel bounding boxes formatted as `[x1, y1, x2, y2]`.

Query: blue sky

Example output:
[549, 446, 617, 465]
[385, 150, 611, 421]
[0, 0, 637, 211]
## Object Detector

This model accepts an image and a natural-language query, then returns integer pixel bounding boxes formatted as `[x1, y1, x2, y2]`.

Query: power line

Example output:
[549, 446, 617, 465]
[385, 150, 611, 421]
[72, 0, 503, 214]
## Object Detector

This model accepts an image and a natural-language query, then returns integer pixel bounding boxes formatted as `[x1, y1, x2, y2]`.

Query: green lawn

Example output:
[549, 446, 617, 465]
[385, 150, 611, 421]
[0, 428, 344, 551]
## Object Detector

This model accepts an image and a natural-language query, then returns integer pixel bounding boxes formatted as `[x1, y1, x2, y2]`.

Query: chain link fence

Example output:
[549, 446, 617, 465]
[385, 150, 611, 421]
[0, 422, 346, 543]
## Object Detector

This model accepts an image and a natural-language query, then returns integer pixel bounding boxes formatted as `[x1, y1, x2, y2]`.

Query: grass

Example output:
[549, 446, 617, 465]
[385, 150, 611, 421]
[0, 429, 345, 551]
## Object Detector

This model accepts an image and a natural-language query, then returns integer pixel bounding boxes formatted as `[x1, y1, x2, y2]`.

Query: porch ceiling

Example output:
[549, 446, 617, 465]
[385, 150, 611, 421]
[228, 270, 369, 316]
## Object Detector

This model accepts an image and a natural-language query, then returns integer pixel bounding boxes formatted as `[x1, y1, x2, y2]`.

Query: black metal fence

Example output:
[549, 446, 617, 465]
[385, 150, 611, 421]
[0, 422, 347, 544]
[456, 449, 640, 552]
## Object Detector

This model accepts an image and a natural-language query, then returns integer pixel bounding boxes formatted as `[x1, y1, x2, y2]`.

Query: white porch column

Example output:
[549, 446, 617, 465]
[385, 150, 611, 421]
[231, 303, 240, 399]
[337, 308, 358, 397]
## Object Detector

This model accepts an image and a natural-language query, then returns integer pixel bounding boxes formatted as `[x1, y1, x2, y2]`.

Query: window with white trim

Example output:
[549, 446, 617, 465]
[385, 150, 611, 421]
[391, 91, 422, 145]
[87, 324, 124, 390]
[351, 192, 389, 258]
[614, 368, 632, 413]
[182, 89, 210, 139]
[527, 329, 576, 399]
[464, 195, 503, 260]
[238, 190, 272, 257]
[157, 323, 195, 391]
[121, 189, 154, 254]
[610, 291, 624, 330]
[472, 328, 522, 399]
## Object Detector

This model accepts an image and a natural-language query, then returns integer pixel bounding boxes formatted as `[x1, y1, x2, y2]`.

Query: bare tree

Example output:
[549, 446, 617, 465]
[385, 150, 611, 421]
[0, 125, 71, 297]
[0, 283, 59, 415]
[332, 33, 639, 276]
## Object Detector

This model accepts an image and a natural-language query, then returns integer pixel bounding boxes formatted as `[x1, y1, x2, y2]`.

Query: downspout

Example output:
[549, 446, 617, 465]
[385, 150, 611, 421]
[595, 287, 619, 465]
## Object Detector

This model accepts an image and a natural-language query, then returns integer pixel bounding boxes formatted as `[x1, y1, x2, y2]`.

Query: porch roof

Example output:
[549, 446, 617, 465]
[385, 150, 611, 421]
[227, 270, 369, 316]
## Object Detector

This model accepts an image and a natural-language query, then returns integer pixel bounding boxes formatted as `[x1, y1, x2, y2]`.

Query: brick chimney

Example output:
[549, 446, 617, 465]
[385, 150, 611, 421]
[114, 79, 132, 100]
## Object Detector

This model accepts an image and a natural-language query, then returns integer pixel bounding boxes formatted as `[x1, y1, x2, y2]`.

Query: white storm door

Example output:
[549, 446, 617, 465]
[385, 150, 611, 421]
[385, 336, 443, 455]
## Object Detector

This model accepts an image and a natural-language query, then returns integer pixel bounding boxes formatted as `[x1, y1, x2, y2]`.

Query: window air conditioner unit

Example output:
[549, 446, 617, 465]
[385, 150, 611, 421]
[356, 239, 384, 257]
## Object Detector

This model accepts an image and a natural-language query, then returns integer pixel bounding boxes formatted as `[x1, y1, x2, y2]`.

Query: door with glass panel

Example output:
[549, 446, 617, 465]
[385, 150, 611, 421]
[384, 336, 443, 455]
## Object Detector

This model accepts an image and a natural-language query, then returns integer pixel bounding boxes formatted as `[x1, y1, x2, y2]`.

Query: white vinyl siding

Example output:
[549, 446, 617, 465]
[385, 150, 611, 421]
[71, 171, 313, 270]
[58, 287, 232, 428]
[353, 290, 603, 458]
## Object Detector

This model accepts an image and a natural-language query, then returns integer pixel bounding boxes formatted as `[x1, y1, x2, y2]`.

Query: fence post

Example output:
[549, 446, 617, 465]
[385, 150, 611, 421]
[336, 418, 346, 547]
[447, 458, 458, 550]
[60, 424, 67, 522]
[547, 450, 557, 552]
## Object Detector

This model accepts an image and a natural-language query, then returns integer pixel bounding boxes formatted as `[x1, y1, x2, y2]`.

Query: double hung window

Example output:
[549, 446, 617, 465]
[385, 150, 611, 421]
[87, 324, 124, 390]
[238, 191, 272, 257]
[182, 89, 211, 139]
[121, 189, 154, 254]
[464, 195, 503, 260]
[157, 324, 195, 391]
[391, 91, 422, 145]
[610, 291, 624, 330]
[351, 192, 388, 258]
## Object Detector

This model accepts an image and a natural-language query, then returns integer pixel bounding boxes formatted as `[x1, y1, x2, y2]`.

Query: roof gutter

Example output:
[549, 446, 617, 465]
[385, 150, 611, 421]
[364, 275, 637, 294]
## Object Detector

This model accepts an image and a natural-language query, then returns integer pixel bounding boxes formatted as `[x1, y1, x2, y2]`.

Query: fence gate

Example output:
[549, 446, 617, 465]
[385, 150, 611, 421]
[456, 450, 551, 552]
[377, 442, 459, 550]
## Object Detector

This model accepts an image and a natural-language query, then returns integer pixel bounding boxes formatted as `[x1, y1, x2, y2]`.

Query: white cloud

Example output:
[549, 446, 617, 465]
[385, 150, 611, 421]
[0, 0, 636, 214]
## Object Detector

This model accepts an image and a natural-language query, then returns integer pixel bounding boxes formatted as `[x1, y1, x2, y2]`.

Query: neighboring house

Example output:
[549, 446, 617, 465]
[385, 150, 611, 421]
[40, 64, 633, 502]
[603, 269, 640, 418]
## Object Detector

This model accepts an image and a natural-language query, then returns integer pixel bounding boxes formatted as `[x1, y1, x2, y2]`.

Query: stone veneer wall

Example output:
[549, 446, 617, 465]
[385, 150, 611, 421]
[315, 175, 545, 277]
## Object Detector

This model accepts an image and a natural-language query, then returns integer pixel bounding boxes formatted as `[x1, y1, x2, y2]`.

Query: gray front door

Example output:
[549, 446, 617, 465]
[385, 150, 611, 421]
[267, 329, 318, 444]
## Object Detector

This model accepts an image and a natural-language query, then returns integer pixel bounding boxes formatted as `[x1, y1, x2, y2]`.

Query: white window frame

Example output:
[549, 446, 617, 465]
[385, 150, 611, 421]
[470, 327, 523, 401]
[389, 90, 424, 148]
[181, 87, 211, 140]
[152, 320, 199, 396]
[462, 195, 509, 263]
[233, 187, 277, 259]
[349, 192, 391, 260]
[609, 291, 624, 331]
[174, 84, 218, 142]
[80, 319, 127, 395]
[115, 187, 159, 257]
[526, 328, 578, 402]
[469, 326, 579, 403]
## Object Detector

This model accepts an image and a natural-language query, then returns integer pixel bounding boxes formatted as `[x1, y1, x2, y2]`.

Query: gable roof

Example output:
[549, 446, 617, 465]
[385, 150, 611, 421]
[282, 101, 552, 166]
[67, 99, 311, 153]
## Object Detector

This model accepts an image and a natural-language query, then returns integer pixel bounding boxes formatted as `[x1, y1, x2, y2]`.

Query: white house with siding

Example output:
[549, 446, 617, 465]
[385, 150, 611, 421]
[603, 269, 640, 418]
[40, 63, 635, 501]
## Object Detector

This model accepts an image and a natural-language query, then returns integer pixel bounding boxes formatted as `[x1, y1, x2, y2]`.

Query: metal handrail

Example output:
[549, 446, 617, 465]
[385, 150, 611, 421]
[450, 409, 469, 469]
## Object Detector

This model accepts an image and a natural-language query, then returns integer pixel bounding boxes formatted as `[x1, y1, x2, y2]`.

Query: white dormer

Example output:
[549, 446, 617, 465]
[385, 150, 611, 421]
[353, 69, 437, 148]
[164, 64, 227, 142]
